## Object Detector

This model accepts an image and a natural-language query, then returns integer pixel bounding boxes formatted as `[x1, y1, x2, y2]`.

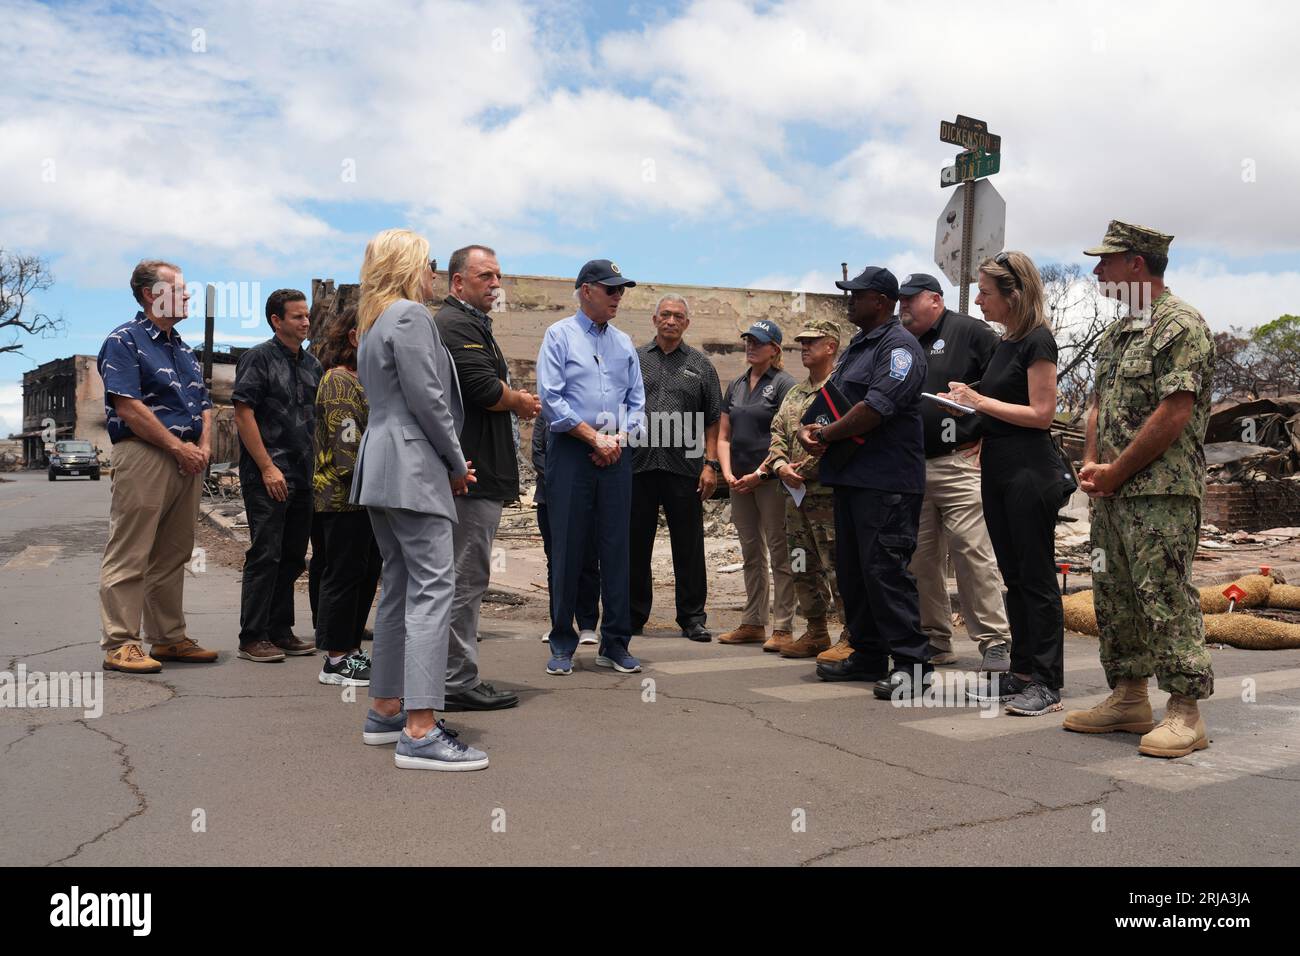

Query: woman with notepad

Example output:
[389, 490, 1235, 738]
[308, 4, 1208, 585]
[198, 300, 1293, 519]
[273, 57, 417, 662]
[939, 251, 1070, 718]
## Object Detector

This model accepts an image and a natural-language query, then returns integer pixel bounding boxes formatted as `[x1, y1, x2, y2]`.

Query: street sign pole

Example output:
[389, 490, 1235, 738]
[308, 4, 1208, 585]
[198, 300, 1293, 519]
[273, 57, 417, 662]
[959, 176, 975, 313]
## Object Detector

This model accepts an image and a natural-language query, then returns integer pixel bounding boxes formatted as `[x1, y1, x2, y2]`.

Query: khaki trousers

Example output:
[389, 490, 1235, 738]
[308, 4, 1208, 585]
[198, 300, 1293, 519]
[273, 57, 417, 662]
[99, 440, 203, 651]
[909, 451, 1011, 653]
[730, 480, 794, 631]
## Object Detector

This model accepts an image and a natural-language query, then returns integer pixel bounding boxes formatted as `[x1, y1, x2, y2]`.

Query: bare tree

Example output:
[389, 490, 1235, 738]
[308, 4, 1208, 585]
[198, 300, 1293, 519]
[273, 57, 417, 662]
[1212, 316, 1300, 400]
[1040, 263, 1120, 413]
[0, 249, 64, 356]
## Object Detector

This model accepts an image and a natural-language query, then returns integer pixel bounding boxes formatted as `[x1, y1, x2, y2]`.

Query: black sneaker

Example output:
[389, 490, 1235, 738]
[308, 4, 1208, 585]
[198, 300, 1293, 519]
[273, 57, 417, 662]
[319, 652, 371, 686]
[1005, 681, 1063, 716]
[966, 672, 1029, 703]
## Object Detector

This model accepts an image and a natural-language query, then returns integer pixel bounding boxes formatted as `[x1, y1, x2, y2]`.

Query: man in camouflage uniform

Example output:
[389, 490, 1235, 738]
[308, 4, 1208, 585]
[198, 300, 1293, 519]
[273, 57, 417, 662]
[1065, 221, 1216, 758]
[760, 317, 848, 659]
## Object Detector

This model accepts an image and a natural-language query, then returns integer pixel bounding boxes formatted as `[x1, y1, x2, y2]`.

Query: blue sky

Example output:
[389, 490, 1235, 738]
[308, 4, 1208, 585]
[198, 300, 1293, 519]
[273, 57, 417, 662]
[3, 0, 1298, 437]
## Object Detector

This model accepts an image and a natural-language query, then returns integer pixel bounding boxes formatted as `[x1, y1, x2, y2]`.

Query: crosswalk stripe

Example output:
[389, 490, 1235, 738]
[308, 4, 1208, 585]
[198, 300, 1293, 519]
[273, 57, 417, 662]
[652, 656, 809, 675]
[3, 546, 62, 570]
[1084, 735, 1300, 792]
[748, 655, 1107, 703]
[900, 667, 1300, 741]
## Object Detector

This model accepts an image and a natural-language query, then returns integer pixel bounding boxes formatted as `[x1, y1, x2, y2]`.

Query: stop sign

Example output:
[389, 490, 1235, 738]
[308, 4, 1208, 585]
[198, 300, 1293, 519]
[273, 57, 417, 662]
[934, 179, 1006, 287]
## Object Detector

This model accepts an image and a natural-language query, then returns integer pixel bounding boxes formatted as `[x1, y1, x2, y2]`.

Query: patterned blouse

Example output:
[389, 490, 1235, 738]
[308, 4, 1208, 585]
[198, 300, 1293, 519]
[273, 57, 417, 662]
[313, 367, 368, 513]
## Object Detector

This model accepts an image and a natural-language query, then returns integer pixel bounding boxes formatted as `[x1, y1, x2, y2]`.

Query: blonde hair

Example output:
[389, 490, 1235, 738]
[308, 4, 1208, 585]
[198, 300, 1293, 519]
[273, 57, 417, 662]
[978, 251, 1047, 342]
[770, 342, 784, 370]
[358, 229, 431, 335]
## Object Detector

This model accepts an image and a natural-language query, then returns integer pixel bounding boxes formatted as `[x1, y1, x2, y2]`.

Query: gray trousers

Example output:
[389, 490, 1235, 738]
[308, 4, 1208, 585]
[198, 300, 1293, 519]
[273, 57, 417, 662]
[367, 506, 455, 711]
[447, 496, 504, 693]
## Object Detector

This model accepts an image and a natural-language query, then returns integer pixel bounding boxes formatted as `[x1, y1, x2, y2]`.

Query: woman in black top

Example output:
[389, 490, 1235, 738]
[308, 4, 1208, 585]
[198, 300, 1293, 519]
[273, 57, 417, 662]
[941, 251, 1068, 715]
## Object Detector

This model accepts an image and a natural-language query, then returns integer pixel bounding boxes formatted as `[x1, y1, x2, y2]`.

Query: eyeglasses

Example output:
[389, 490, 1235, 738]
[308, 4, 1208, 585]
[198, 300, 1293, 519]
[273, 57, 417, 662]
[597, 284, 625, 297]
[994, 251, 1023, 289]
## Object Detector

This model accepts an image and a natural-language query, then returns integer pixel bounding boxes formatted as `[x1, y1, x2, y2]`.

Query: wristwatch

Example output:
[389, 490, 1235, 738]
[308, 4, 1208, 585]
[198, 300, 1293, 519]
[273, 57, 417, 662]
[705, 459, 721, 472]
[758, 469, 772, 481]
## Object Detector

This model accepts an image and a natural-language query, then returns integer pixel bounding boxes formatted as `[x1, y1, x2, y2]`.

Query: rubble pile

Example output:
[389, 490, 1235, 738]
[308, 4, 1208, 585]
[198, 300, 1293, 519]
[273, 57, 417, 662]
[1205, 395, 1300, 483]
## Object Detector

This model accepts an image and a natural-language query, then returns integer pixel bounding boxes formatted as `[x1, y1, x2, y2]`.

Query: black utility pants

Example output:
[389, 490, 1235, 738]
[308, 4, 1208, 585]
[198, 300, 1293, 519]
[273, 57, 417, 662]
[629, 469, 708, 631]
[309, 509, 382, 653]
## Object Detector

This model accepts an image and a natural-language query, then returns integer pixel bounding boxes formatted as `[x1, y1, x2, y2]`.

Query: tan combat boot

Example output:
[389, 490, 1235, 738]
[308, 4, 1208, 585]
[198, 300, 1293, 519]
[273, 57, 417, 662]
[718, 624, 767, 645]
[816, 630, 854, 664]
[763, 629, 794, 653]
[1138, 694, 1209, 758]
[104, 643, 163, 674]
[1063, 677, 1154, 734]
[780, 618, 831, 658]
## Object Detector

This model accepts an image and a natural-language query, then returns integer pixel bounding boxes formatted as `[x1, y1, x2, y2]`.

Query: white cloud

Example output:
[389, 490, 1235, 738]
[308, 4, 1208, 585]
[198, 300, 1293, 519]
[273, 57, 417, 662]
[0, 0, 1296, 311]
[0, 384, 22, 441]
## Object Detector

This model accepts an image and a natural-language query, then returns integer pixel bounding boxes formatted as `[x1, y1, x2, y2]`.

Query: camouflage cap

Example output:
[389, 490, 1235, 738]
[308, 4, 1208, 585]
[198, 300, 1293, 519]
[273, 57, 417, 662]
[1083, 220, 1174, 258]
[793, 317, 842, 341]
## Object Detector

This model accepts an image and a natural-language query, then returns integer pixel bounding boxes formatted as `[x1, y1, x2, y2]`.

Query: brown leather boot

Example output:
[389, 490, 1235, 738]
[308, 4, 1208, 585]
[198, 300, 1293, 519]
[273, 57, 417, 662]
[150, 637, 218, 663]
[718, 624, 766, 645]
[238, 640, 287, 662]
[104, 643, 163, 674]
[1063, 677, 1154, 734]
[1138, 693, 1209, 758]
[781, 618, 831, 658]
[816, 631, 853, 664]
[763, 629, 794, 653]
[271, 634, 317, 656]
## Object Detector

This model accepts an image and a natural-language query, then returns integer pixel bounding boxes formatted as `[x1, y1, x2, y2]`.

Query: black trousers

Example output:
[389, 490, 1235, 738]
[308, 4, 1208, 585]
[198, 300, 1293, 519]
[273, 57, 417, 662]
[309, 509, 382, 653]
[980, 433, 1066, 689]
[537, 501, 600, 632]
[238, 478, 313, 648]
[629, 469, 707, 630]
[833, 486, 929, 671]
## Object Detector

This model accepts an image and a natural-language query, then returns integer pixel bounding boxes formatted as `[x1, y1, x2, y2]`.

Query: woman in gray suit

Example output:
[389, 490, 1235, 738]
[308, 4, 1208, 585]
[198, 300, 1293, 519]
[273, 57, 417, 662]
[349, 228, 488, 771]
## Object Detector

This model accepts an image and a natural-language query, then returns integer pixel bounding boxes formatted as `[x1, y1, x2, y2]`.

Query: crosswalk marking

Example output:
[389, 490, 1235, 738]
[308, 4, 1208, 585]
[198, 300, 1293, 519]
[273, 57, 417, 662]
[747, 655, 1107, 703]
[1084, 734, 1300, 792]
[3, 546, 62, 570]
[900, 667, 1300, 741]
[652, 656, 807, 675]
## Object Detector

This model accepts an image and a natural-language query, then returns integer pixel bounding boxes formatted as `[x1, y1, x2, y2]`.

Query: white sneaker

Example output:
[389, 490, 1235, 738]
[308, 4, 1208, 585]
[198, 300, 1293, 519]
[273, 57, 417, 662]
[578, 629, 599, 645]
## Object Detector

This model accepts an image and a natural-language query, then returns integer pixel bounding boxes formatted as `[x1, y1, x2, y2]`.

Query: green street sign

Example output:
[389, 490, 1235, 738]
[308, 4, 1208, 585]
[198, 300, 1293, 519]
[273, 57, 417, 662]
[940, 149, 1001, 187]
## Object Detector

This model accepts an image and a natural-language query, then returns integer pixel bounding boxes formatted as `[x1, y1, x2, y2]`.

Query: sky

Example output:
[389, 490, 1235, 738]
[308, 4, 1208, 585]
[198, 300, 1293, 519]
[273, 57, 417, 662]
[2, 0, 1298, 439]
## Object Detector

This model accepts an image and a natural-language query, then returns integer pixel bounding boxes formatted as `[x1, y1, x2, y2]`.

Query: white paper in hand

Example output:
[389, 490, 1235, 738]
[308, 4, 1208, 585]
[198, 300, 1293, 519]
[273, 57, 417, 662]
[922, 392, 976, 415]
[784, 480, 806, 507]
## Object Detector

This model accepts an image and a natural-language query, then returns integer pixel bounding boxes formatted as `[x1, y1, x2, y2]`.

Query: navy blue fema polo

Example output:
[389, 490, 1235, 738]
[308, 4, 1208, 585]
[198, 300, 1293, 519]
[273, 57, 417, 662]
[817, 316, 927, 493]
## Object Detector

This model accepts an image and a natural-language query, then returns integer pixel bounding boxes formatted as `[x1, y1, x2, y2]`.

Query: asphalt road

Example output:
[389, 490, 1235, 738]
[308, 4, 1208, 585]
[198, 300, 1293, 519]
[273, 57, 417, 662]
[2, 469, 1298, 867]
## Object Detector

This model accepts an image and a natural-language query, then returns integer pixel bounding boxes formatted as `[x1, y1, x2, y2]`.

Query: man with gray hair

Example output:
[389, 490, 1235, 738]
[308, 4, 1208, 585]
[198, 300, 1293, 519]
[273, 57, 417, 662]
[434, 244, 540, 709]
[97, 259, 217, 673]
[629, 294, 722, 641]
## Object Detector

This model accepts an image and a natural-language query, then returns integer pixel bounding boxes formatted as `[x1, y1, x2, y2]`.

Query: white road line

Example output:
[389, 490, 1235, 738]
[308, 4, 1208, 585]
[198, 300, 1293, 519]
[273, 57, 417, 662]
[900, 668, 1300, 741]
[652, 656, 808, 675]
[1085, 735, 1300, 792]
[3, 546, 63, 570]
[752, 683, 876, 702]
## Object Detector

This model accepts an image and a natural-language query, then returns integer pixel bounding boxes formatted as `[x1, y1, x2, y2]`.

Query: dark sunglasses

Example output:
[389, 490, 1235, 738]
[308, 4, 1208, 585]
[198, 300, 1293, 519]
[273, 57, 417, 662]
[994, 251, 1023, 289]
[597, 283, 626, 296]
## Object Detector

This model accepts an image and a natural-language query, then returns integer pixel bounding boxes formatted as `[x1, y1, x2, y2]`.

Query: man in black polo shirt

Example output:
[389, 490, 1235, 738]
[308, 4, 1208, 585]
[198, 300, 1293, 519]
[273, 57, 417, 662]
[630, 294, 723, 641]
[899, 273, 1012, 673]
[233, 289, 322, 662]
[433, 245, 540, 710]
[797, 266, 932, 699]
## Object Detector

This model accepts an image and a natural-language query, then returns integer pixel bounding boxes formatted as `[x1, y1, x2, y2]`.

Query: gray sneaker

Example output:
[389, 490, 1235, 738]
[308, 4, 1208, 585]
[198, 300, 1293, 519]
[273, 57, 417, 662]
[1005, 681, 1063, 717]
[980, 642, 1011, 673]
[394, 721, 489, 771]
[362, 707, 406, 745]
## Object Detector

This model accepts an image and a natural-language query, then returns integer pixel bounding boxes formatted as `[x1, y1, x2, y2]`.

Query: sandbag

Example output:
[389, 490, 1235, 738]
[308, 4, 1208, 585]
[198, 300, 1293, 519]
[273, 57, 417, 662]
[1267, 583, 1300, 609]
[1062, 590, 1098, 635]
[1204, 613, 1300, 650]
[1200, 574, 1273, 613]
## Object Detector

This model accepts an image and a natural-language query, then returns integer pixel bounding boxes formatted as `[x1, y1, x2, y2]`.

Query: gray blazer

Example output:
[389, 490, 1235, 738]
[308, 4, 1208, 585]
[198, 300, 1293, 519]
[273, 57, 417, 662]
[350, 299, 467, 519]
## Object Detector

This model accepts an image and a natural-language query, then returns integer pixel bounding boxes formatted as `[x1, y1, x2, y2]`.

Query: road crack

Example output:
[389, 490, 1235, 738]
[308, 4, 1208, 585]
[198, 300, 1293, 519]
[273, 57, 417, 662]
[46, 722, 149, 866]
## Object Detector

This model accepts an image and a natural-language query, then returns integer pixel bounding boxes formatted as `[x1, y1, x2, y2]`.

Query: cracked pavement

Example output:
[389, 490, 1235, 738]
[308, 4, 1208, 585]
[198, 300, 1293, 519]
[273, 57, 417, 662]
[2, 470, 1298, 867]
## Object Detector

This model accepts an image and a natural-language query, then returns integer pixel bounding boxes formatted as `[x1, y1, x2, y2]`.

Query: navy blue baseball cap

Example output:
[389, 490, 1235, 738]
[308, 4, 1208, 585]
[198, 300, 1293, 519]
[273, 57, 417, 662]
[836, 265, 899, 299]
[742, 320, 783, 345]
[898, 272, 943, 296]
[575, 259, 636, 289]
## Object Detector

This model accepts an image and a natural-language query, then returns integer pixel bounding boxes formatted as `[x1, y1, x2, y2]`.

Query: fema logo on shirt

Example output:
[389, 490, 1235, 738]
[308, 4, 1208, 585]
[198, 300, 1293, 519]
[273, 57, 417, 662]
[931, 338, 945, 355]
[762, 383, 776, 398]
[889, 347, 913, 381]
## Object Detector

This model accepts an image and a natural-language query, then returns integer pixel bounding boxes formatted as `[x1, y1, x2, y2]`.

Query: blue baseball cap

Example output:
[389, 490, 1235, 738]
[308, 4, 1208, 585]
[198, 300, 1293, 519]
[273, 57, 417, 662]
[575, 259, 636, 289]
[742, 320, 783, 345]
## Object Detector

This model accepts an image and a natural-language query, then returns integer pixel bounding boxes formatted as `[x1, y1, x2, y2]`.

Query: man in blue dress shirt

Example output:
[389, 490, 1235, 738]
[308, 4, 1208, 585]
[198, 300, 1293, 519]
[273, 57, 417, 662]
[535, 259, 646, 677]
